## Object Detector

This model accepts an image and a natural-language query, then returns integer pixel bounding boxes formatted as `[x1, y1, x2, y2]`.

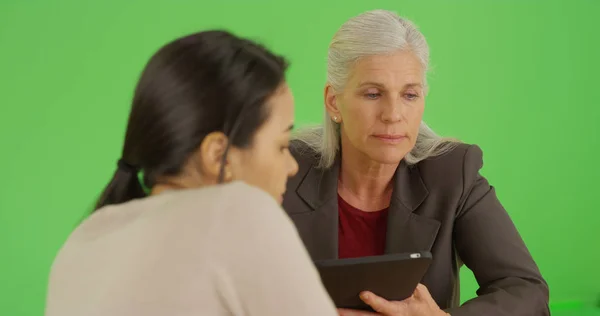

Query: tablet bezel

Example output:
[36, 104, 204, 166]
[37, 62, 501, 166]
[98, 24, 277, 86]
[314, 251, 432, 267]
[314, 251, 433, 311]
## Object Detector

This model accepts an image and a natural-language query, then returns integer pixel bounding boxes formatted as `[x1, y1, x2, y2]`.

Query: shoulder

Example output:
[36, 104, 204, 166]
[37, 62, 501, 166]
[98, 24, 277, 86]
[181, 181, 283, 220]
[206, 183, 306, 266]
[286, 139, 321, 186]
[416, 143, 483, 174]
[89, 182, 284, 238]
[205, 182, 294, 233]
[289, 139, 320, 168]
[414, 143, 485, 197]
[287, 139, 486, 186]
[153, 182, 295, 255]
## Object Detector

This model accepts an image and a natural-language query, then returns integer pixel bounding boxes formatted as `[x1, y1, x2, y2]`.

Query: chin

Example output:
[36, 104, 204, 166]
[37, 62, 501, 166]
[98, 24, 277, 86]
[276, 195, 283, 204]
[367, 147, 411, 165]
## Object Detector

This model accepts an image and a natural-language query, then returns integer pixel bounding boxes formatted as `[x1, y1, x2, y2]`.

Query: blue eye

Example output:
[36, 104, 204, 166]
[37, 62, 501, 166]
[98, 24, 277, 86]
[405, 93, 419, 100]
[365, 93, 381, 100]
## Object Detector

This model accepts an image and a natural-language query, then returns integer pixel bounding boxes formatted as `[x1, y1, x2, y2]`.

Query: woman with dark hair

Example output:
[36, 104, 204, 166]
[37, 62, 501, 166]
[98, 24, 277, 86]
[44, 30, 338, 316]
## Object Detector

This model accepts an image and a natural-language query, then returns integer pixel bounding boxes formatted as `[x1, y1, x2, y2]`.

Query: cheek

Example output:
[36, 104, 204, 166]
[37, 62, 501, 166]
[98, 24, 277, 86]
[237, 148, 286, 195]
[407, 103, 424, 131]
[343, 99, 378, 134]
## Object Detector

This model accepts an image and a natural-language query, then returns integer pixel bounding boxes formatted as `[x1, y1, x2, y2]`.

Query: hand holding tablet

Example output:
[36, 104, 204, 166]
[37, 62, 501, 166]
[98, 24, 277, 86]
[337, 284, 449, 316]
[314, 251, 447, 315]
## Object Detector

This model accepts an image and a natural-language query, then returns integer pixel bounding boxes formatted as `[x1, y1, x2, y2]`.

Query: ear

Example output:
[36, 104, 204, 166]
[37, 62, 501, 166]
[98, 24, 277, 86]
[196, 132, 233, 183]
[324, 84, 342, 123]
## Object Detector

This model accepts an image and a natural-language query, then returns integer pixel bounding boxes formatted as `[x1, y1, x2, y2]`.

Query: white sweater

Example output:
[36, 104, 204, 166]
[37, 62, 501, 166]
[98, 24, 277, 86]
[45, 181, 338, 316]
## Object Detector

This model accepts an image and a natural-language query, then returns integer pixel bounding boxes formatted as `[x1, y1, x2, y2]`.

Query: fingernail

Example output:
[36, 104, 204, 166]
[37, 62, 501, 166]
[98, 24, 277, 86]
[360, 292, 369, 300]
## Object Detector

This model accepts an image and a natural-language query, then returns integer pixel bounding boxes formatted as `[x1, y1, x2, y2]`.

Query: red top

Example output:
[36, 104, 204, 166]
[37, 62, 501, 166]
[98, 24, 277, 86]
[338, 194, 389, 259]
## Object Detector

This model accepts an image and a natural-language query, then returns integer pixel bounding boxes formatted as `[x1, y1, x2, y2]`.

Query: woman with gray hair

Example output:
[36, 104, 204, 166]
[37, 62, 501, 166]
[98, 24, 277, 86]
[283, 9, 550, 316]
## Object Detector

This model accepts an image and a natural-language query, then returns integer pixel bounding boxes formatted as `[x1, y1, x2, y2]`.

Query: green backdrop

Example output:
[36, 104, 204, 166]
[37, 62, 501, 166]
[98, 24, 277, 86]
[1, 1, 599, 315]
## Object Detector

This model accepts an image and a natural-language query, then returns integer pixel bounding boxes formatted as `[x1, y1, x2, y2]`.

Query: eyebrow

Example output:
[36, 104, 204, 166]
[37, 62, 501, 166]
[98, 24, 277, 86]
[358, 81, 423, 89]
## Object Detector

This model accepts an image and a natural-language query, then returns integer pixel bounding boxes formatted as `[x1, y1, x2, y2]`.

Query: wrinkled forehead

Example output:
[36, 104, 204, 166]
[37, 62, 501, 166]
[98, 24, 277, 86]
[347, 51, 425, 88]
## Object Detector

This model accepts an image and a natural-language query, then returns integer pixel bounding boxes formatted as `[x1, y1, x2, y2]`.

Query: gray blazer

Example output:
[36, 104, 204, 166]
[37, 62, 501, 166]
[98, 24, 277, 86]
[282, 141, 550, 315]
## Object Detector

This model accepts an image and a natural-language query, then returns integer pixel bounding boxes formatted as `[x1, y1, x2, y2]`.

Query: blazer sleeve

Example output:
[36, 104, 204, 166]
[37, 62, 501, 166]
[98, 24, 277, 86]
[445, 145, 550, 316]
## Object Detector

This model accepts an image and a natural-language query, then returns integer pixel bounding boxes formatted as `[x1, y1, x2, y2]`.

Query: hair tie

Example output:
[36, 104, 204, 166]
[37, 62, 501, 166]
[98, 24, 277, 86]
[117, 159, 139, 173]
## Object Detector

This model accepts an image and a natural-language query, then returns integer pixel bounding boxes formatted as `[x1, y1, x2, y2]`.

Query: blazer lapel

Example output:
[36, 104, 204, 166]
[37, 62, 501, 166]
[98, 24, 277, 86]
[385, 161, 441, 254]
[293, 158, 340, 261]
[292, 156, 441, 259]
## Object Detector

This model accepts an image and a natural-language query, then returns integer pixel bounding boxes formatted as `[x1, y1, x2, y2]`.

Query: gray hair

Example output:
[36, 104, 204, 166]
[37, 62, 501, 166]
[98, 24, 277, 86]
[294, 9, 459, 169]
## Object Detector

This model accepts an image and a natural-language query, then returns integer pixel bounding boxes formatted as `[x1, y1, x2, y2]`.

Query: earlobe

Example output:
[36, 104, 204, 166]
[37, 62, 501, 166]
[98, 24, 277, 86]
[324, 84, 342, 122]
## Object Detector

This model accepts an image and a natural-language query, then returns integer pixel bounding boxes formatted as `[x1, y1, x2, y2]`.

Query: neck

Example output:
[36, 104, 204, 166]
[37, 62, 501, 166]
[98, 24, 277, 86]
[338, 134, 398, 210]
[151, 168, 207, 196]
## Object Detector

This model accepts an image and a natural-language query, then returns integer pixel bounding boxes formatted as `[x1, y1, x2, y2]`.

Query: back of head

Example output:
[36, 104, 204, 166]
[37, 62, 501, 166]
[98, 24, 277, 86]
[296, 9, 458, 168]
[95, 30, 288, 211]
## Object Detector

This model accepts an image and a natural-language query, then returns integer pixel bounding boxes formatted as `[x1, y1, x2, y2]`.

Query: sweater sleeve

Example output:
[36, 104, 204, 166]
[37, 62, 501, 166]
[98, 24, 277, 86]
[210, 184, 338, 316]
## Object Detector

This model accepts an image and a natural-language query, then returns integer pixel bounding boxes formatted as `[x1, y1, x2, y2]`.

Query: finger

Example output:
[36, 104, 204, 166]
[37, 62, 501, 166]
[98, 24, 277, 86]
[337, 308, 379, 316]
[414, 283, 433, 299]
[360, 291, 397, 315]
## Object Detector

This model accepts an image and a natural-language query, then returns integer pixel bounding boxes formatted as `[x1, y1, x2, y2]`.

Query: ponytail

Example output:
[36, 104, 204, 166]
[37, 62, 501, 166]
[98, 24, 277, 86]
[93, 159, 147, 212]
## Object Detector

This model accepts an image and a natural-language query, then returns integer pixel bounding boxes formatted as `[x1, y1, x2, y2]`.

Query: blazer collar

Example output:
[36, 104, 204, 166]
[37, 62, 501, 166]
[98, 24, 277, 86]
[297, 156, 340, 210]
[385, 160, 440, 254]
[295, 154, 440, 259]
[297, 158, 428, 214]
[391, 160, 429, 211]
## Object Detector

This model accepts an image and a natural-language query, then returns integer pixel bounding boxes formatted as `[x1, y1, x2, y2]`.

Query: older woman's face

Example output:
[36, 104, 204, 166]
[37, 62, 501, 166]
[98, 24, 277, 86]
[329, 50, 425, 165]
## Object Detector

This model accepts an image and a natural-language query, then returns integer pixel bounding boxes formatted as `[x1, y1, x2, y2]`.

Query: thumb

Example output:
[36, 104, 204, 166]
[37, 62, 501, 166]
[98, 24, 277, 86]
[360, 291, 397, 315]
[414, 283, 433, 300]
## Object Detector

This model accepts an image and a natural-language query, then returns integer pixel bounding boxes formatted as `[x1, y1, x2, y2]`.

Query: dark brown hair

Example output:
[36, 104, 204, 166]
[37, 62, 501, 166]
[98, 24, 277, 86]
[94, 30, 288, 211]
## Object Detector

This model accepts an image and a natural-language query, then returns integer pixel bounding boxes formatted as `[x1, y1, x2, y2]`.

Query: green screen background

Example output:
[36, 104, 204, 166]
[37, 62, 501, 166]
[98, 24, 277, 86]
[1, 1, 599, 315]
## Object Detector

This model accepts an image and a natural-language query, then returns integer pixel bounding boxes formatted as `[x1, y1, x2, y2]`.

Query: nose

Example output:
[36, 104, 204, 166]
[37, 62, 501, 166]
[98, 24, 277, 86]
[288, 153, 299, 177]
[380, 97, 403, 123]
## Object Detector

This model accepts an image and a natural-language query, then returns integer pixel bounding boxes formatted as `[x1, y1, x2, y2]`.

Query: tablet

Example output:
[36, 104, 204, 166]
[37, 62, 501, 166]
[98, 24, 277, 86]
[314, 251, 432, 311]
